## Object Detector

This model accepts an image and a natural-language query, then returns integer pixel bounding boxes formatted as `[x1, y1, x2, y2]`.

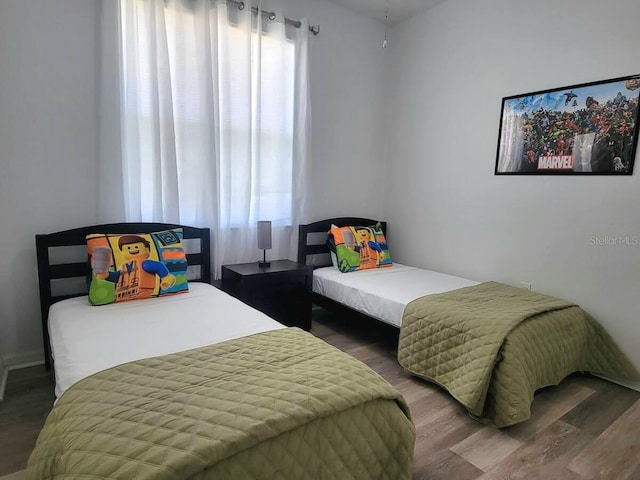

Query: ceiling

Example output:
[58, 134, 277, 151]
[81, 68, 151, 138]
[327, 0, 446, 25]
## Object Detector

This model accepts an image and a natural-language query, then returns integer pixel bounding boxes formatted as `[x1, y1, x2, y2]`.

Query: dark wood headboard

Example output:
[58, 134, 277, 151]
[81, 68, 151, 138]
[297, 217, 387, 267]
[35, 222, 211, 370]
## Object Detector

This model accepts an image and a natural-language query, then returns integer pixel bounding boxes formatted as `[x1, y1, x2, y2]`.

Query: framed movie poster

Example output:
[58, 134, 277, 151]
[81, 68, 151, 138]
[495, 75, 640, 175]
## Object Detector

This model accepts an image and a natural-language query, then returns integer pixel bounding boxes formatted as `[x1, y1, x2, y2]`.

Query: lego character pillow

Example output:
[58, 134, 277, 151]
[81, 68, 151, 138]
[86, 228, 189, 305]
[328, 223, 392, 273]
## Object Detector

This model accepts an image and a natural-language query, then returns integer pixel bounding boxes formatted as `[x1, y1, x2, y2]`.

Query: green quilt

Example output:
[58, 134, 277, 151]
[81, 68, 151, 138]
[398, 282, 639, 427]
[27, 328, 415, 479]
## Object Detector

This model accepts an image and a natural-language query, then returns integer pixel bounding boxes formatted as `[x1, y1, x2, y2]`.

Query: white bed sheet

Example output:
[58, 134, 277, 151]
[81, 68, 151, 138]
[49, 283, 284, 398]
[313, 264, 479, 327]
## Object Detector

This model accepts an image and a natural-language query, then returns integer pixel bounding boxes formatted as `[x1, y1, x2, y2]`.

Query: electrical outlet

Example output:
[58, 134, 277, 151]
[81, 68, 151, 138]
[520, 282, 532, 291]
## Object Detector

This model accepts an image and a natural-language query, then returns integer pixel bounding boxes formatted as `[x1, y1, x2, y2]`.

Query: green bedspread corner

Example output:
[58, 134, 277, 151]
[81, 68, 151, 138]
[398, 281, 639, 427]
[27, 328, 415, 479]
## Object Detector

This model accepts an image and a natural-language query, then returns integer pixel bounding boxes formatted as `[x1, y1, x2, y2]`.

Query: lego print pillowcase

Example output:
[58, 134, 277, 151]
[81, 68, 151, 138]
[327, 223, 392, 273]
[86, 229, 189, 305]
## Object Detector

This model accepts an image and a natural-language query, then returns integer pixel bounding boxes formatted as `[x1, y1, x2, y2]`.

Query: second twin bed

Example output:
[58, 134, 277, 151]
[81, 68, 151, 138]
[299, 217, 639, 428]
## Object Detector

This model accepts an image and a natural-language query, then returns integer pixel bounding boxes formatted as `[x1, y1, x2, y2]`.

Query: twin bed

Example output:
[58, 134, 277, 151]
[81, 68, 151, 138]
[27, 222, 415, 480]
[298, 218, 477, 327]
[299, 217, 639, 428]
[27, 218, 638, 478]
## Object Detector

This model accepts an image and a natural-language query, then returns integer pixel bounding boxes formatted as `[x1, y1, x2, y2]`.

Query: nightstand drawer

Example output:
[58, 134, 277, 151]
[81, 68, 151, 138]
[245, 272, 307, 300]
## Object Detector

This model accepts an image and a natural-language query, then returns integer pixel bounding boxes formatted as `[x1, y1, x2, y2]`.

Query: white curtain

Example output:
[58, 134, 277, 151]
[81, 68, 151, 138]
[100, 0, 311, 277]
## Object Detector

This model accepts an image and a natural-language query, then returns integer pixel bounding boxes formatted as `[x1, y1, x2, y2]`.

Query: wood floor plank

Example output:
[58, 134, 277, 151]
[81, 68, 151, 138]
[561, 381, 639, 436]
[414, 412, 482, 479]
[450, 426, 523, 472]
[394, 378, 437, 404]
[414, 449, 483, 480]
[625, 463, 640, 480]
[0, 419, 44, 476]
[344, 342, 388, 364]
[371, 360, 412, 385]
[320, 333, 362, 352]
[479, 420, 592, 480]
[0, 366, 53, 476]
[0, 470, 26, 480]
[568, 398, 640, 480]
[568, 372, 618, 393]
[410, 389, 460, 430]
[505, 381, 596, 441]
[4, 366, 52, 395]
[414, 407, 479, 455]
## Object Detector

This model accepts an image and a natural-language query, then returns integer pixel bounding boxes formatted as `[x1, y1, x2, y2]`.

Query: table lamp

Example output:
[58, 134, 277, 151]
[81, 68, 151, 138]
[257, 220, 272, 268]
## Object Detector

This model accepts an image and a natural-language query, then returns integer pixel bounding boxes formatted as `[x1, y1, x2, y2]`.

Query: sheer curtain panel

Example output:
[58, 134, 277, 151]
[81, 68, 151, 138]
[101, 0, 311, 276]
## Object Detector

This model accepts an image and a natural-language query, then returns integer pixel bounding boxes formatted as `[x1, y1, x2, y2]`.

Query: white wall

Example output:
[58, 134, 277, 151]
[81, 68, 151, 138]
[0, 0, 386, 364]
[0, 0, 99, 365]
[384, 0, 640, 369]
[275, 0, 389, 221]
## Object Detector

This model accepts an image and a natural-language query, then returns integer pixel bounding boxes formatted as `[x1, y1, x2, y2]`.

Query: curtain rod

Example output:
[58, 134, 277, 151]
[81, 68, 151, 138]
[226, 0, 320, 35]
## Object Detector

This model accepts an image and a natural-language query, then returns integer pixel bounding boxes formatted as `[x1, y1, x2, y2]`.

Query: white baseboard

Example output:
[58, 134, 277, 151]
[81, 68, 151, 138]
[0, 470, 24, 480]
[0, 366, 7, 402]
[2, 349, 44, 370]
[593, 373, 640, 393]
[0, 349, 44, 402]
[0, 470, 25, 480]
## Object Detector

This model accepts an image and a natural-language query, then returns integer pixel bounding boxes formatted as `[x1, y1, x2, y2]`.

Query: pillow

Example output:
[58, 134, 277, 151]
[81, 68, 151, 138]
[86, 228, 189, 305]
[328, 222, 392, 273]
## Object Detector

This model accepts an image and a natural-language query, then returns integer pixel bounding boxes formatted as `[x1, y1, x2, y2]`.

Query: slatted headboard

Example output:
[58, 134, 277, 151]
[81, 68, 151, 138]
[297, 217, 387, 267]
[35, 223, 211, 369]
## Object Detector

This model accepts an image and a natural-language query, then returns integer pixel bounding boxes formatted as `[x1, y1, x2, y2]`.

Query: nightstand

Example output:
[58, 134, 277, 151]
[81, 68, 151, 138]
[221, 260, 313, 330]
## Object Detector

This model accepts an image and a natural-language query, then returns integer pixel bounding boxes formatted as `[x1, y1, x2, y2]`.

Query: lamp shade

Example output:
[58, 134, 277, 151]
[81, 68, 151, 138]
[257, 221, 272, 250]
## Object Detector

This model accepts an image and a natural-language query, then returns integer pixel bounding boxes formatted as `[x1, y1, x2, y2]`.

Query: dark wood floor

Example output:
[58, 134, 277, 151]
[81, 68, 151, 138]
[1, 307, 639, 479]
[0, 363, 54, 477]
[311, 308, 640, 480]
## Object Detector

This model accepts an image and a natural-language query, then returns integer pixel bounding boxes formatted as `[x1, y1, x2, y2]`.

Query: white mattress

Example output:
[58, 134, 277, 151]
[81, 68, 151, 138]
[49, 283, 284, 398]
[313, 264, 478, 327]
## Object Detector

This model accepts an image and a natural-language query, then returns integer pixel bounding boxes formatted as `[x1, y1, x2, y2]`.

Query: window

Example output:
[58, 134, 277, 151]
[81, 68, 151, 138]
[121, 1, 296, 226]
